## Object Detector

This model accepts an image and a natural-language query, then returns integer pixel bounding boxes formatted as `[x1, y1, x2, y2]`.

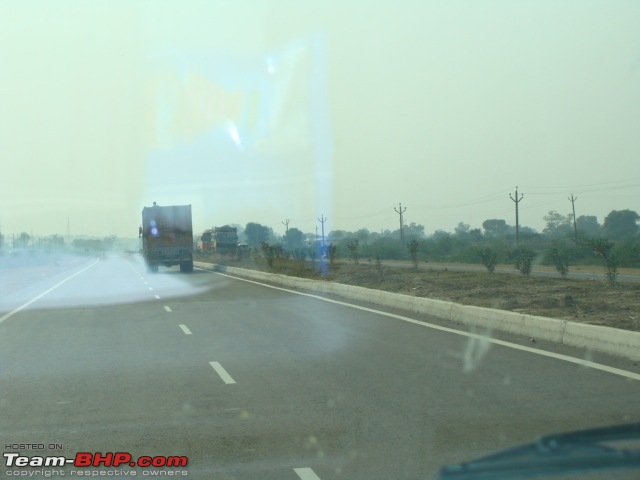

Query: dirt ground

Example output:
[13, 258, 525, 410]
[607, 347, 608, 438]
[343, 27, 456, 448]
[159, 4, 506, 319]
[204, 255, 640, 332]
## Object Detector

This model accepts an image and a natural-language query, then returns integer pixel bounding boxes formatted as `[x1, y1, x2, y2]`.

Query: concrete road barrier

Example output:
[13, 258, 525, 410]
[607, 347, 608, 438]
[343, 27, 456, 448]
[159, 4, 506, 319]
[561, 321, 640, 361]
[521, 314, 567, 344]
[195, 261, 640, 361]
[451, 304, 525, 337]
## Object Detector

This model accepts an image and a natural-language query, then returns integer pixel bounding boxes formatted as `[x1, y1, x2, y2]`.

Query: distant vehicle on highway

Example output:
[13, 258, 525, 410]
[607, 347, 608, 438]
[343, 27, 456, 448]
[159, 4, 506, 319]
[212, 226, 239, 255]
[139, 202, 193, 273]
[199, 226, 239, 255]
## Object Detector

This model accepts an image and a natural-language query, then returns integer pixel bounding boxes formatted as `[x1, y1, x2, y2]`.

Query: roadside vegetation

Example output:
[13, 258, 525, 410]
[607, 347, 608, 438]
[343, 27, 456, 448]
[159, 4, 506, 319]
[203, 208, 639, 277]
[195, 250, 640, 332]
[194, 208, 640, 332]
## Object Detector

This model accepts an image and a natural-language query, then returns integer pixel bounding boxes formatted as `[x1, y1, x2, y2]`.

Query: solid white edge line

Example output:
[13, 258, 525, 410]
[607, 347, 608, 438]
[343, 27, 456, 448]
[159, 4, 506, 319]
[0, 259, 100, 325]
[209, 361, 236, 384]
[196, 268, 640, 381]
[164, 306, 172, 312]
[294, 467, 322, 480]
[179, 324, 192, 335]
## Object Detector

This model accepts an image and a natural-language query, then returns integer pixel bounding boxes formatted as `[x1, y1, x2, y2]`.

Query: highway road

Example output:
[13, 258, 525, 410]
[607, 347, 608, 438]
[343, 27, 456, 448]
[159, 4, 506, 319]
[1, 254, 639, 479]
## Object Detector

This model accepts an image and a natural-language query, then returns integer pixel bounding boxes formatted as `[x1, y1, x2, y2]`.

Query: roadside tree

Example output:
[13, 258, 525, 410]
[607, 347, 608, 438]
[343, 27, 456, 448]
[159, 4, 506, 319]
[603, 210, 639, 241]
[284, 227, 304, 251]
[576, 216, 601, 238]
[482, 219, 509, 237]
[543, 211, 572, 238]
[245, 222, 271, 247]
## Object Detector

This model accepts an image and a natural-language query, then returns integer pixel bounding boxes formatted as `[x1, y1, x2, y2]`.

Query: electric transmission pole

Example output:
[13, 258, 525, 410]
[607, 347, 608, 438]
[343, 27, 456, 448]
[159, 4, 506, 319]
[318, 215, 327, 248]
[394, 203, 406, 245]
[282, 219, 290, 235]
[509, 187, 524, 250]
[568, 194, 578, 245]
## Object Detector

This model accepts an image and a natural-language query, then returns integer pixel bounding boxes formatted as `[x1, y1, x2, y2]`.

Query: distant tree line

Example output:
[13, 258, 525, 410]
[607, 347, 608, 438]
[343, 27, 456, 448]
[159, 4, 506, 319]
[72, 236, 116, 252]
[234, 209, 639, 269]
[1, 233, 66, 250]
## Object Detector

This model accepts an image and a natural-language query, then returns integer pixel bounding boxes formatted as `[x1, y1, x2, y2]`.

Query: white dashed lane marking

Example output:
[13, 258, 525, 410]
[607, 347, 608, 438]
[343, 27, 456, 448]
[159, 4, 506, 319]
[209, 362, 236, 384]
[203, 270, 640, 382]
[294, 468, 322, 480]
[164, 306, 172, 312]
[179, 325, 192, 335]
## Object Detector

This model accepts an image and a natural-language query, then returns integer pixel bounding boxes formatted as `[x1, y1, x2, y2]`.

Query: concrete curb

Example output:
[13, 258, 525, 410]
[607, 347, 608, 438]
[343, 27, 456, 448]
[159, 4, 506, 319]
[195, 262, 640, 361]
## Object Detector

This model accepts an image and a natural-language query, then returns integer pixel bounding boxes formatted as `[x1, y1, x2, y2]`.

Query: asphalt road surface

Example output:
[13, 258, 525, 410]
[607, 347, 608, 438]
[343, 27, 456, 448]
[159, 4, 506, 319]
[1, 254, 639, 479]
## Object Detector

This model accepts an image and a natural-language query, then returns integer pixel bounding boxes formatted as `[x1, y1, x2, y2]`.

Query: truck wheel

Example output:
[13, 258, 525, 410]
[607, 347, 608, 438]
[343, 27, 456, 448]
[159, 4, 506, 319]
[180, 260, 193, 272]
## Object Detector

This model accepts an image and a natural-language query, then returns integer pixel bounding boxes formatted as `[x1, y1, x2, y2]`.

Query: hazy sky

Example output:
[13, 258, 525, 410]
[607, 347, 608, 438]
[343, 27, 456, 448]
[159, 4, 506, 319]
[1, 0, 639, 239]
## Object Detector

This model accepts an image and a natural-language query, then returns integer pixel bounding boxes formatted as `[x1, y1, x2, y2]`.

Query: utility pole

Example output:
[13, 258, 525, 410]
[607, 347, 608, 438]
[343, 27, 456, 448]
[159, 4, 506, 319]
[282, 219, 290, 236]
[318, 215, 327, 248]
[394, 203, 406, 245]
[509, 187, 524, 250]
[568, 194, 578, 245]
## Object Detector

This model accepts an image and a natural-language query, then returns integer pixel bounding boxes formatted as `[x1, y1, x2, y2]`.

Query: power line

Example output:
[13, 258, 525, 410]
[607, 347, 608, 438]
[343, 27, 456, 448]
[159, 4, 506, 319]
[413, 188, 513, 210]
[569, 194, 578, 245]
[519, 199, 562, 210]
[318, 215, 327, 247]
[509, 187, 524, 250]
[328, 209, 390, 221]
[394, 203, 406, 245]
[520, 177, 640, 189]
[524, 183, 640, 196]
[281, 179, 638, 232]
